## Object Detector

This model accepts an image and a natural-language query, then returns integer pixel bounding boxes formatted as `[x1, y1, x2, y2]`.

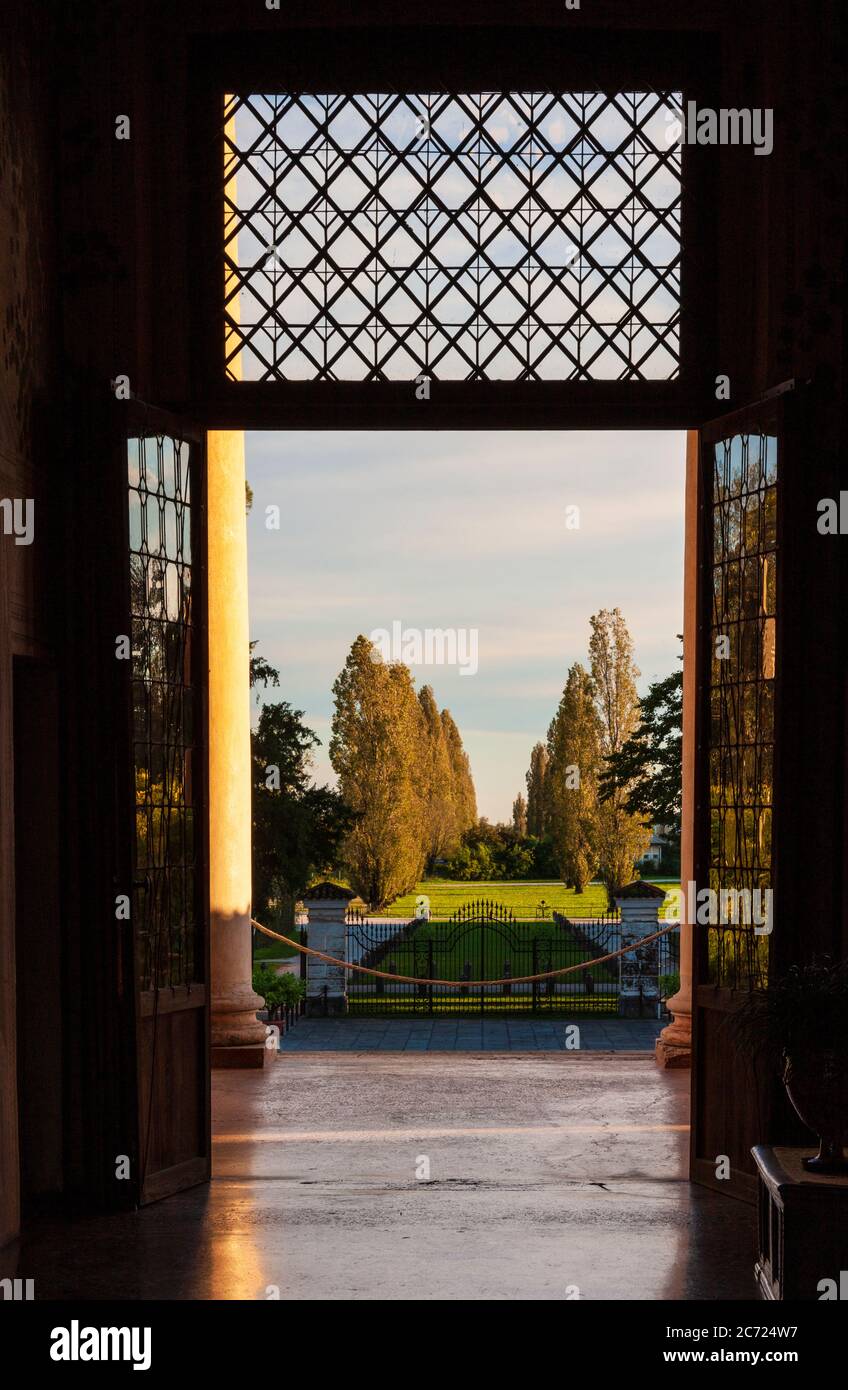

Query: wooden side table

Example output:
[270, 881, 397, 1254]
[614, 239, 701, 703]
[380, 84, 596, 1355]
[752, 1145, 848, 1300]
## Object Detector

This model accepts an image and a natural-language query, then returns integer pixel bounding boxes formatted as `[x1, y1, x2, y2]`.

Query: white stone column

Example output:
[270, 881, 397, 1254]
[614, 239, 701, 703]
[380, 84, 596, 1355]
[303, 884, 355, 1016]
[614, 882, 667, 1018]
[656, 429, 698, 1069]
[208, 428, 267, 1066]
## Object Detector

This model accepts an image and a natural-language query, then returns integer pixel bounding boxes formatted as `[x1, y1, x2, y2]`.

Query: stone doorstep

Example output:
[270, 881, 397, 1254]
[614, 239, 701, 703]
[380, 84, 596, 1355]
[211, 1043, 269, 1069]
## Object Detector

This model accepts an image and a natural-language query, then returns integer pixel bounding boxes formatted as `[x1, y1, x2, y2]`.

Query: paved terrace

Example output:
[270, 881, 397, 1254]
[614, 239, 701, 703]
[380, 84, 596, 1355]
[278, 1017, 664, 1051]
[15, 1051, 757, 1301]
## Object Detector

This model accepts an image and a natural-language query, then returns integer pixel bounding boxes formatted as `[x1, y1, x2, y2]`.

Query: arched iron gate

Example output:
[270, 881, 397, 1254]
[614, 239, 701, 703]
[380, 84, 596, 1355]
[345, 900, 622, 1017]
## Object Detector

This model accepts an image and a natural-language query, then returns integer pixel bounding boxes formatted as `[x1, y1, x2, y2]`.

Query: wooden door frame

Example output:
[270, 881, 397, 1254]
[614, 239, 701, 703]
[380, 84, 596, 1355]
[689, 388, 813, 1201]
[182, 23, 720, 430]
[121, 402, 212, 1207]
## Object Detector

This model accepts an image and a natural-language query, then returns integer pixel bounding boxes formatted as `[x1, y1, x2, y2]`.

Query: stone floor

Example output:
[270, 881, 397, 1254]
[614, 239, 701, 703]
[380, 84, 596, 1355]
[279, 1016, 664, 1050]
[13, 1051, 759, 1301]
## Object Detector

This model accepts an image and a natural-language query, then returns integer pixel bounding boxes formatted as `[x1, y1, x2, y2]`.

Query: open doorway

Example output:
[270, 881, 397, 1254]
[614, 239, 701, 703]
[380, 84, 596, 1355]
[206, 427, 759, 1302]
[244, 428, 686, 1050]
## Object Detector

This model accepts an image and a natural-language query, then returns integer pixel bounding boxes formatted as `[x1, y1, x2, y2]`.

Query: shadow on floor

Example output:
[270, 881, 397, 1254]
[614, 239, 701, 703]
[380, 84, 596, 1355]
[13, 1052, 758, 1301]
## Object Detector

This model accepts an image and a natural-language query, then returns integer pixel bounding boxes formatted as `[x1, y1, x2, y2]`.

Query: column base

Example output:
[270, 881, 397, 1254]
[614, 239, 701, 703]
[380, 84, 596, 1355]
[211, 979, 268, 1050]
[655, 1037, 691, 1069]
[656, 998, 692, 1069]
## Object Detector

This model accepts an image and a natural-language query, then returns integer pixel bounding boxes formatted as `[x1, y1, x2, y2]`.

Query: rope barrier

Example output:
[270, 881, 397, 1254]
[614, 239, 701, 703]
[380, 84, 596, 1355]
[251, 917, 678, 988]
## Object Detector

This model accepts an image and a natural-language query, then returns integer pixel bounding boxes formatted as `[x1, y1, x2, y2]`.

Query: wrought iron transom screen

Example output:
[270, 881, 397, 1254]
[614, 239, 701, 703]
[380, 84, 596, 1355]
[128, 433, 199, 991]
[224, 91, 682, 382]
[707, 429, 778, 988]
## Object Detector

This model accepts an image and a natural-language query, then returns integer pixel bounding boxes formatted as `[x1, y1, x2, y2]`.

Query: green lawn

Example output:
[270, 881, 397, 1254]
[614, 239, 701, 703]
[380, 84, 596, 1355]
[349, 918, 620, 986]
[346, 994, 620, 1017]
[368, 879, 680, 920]
[253, 929, 303, 962]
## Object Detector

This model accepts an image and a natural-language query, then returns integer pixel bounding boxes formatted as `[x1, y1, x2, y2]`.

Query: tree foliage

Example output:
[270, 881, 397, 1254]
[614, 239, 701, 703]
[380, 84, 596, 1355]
[599, 659, 683, 842]
[546, 662, 601, 892]
[418, 685, 460, 869]
[330, 637, 428, 908]
[249, 640, 280, 699]
[249, 644, 353, 930]
[589, 608, 651, 893]
[441, 708, 477, 838]
[525, 742, 549, 837]
[517, 610, 666, 899]
[329, 638, 478, 907]
[444, 818, 540, 881]
[251, 699, 356, 929]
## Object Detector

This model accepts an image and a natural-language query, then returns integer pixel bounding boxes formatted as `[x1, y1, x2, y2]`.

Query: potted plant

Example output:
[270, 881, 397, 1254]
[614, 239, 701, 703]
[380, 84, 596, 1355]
[728, 957, 848, 1173]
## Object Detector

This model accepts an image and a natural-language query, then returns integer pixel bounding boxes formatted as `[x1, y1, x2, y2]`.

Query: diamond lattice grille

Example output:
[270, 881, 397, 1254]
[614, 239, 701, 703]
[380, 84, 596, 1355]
[224, 91, 682, 381]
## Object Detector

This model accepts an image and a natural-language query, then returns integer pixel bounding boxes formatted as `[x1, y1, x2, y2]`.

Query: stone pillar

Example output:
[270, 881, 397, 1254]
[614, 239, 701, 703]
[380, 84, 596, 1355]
[656, 430, 698, 1069]
[208, 428, 267, 1067]
[303, 883, 355, 1016]
[614, 882, 667, 1018]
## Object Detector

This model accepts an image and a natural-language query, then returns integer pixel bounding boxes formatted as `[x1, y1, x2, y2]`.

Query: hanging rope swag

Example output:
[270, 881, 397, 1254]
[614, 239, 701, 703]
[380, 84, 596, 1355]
[251, 918, 678, 990]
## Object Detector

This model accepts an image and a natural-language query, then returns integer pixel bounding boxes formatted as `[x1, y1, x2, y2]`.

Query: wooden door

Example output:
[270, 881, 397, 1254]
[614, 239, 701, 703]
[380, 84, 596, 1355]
[124, 406, 211, 1204]
[690, 394, 793, 1202]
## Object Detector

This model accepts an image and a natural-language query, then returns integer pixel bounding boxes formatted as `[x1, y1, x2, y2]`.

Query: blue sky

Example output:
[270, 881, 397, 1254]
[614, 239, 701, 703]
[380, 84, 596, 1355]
[246, 430, 685, 822]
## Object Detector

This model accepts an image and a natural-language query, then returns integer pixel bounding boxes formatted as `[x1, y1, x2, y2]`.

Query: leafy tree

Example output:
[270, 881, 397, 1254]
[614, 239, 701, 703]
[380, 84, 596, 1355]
[418, 685, 459, 869]
[525, 742, 549, 836]
[498, 838, 534, 879]
[444, 819, 544, 882]
[249, 640, 280, 701]
[511, 792, 528, 836]
[330, 636, 427, 908]
[599, 657, 683, 845]
[441, 708, 477, 837]
[546, 662, 601, 892]
[252, 700, 355, 931]
[589, 608, 651, 894]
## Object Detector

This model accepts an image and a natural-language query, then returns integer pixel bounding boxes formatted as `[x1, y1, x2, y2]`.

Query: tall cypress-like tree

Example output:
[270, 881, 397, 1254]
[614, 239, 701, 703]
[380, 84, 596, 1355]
[441, 708, 477, 837]
[525, 742, 549, 837]
[599, 662, 683, 845]
[330, 636, 426, 908]
[589, 608, 651, 894]
[546, 662, 601, 892]
[511, 792, 528, 836]
[418, 684, 459, 868]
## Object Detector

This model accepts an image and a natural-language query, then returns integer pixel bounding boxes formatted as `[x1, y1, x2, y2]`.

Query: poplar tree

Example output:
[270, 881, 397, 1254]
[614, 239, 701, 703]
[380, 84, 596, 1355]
[511, 792, 528, 836]
[525, 742, 549, 836]
[545, 662, 601, 892]
[330, 636, 427, 908]
[418, 684, 459, 868]
[441, 708, 477, 837]
[589, 608, 651, 894]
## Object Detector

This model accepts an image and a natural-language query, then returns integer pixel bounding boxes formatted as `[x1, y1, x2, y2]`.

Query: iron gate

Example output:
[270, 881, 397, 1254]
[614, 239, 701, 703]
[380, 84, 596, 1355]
[345, 900, 623, 1016]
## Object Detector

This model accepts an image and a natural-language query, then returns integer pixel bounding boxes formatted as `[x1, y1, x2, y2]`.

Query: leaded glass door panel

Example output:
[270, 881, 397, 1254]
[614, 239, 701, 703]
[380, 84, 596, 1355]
[691, 396, 785, 1202]
[126, 406, 210, 1205]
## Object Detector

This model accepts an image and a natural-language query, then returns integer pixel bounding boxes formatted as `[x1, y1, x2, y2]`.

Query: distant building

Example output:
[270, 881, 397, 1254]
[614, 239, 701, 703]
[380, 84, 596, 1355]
[638, 825, 676, 867]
